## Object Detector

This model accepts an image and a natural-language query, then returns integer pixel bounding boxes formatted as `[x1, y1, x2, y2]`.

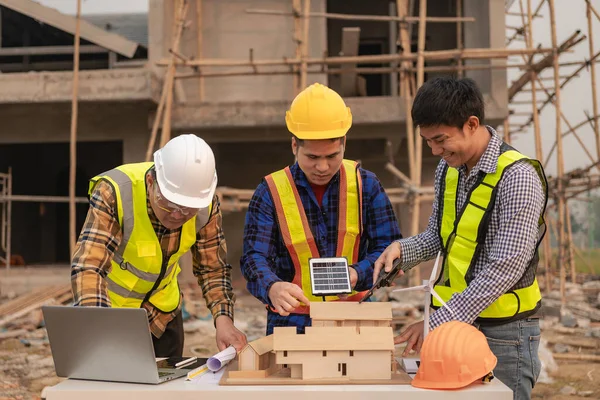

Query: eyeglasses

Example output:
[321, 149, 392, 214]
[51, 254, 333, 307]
[153, 184, 197, 216]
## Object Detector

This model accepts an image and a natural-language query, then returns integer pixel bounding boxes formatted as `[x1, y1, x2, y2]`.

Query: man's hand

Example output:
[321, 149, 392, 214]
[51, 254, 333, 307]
[338, 267, 358, 300]
[394, 320, 425, 357]
[268, 282, 310, 316]
[373, 241, 402, 283]
[215, 315, 247, 352]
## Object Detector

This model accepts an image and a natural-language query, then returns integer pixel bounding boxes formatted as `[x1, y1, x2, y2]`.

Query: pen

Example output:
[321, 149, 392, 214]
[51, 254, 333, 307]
[175, 357, 197, 368]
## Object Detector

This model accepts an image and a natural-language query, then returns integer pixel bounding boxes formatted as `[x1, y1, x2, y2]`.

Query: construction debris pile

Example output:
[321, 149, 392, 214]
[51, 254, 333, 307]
[0, 285, 71, 399]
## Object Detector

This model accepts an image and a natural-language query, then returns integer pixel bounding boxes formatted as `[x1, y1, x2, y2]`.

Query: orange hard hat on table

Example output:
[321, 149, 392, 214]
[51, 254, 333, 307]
[285, 83, 352, 140]
[411, 321, 497, 390]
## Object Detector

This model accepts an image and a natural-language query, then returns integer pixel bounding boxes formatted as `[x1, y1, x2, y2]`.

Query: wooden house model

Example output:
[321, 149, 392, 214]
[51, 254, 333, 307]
[229, 301, 396, 381]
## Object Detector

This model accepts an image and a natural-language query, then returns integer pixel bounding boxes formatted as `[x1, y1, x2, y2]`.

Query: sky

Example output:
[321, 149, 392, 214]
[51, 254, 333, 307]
[38, 0, 148, 14]
[36, 0, 600, 177]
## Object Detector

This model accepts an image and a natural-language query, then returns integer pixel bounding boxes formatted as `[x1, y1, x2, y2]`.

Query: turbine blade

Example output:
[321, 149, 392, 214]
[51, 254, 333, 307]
[430, 289, 455, 315]
[392, 285, 427, 293]
[429, 251, 442, 283]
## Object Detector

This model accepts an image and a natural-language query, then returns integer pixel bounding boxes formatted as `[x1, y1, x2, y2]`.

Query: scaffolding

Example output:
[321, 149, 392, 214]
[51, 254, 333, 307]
[143, 0, 600, 293]
[152, 0, 600, 293]
[1, 0, 599, 302]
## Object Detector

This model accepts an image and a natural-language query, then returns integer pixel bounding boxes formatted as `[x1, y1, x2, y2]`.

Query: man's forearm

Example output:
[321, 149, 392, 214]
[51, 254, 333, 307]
[399, 228, 441, 269]
[71, 268, 111, 307]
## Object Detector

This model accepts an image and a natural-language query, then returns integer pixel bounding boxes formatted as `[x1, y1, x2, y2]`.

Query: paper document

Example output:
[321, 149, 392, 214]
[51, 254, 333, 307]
[207, 345, 236, 371]
[187, 345, 237, 381]
[188, 367, 226, 385]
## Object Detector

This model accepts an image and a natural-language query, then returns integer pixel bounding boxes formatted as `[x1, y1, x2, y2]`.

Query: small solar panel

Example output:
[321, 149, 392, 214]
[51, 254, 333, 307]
[309, 257, 352, 296]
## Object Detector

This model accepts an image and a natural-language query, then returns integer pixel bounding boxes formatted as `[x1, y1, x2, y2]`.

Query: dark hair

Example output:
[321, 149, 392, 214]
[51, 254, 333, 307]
[411, 77, 485, 129]
[292, 135, 343, 146]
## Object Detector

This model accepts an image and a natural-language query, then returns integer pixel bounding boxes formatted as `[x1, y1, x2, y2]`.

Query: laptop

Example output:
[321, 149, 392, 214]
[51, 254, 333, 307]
[42, 306, 206, 384]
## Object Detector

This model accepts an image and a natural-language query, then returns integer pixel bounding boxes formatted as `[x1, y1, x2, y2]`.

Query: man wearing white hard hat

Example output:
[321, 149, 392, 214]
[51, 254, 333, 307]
[71, 134, 247, 357]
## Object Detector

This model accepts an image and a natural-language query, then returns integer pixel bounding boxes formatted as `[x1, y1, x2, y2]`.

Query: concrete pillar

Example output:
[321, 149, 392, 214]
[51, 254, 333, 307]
[463, 0, 508, 116]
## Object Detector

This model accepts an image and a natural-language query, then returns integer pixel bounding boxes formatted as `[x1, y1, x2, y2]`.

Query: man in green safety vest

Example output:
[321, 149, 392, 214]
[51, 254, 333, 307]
[374, 77, 547, 400]
[71, 134, 247, 357]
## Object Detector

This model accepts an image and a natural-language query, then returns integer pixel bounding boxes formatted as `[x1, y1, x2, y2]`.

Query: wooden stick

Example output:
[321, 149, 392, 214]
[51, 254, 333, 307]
[587, 2, 600, 160]
[407, 0, 427, 286]
[503, 118, 511, 144]
[396, 0, 418, 284]
[0, 329, 27, 340]
[397, 0, 415, 184]
[552, 353, 600, 362]
[173, 60, 590, 80]
[146, 78, 168, 161]
[195, 0, 204, 101]
[523, 0, 551, 291]
[508, 30, 584, 100]
[510, 51, 600, 135]
[299, 0, 311, 90]
[160, 0, 189, 148]
[69, 0, 81, 256]
[524, 65, 599, 169]
[385, 162, 413, 187]
[565, 201, 577, 283]
[543, 113, 600, 168]
[506, 0, 544, 46]
[147, 1, 187, 161]
[585, 0, 600, 23]
[547, 0, 567, 304]
[156, 47, 554, 68]
[456, 0, 463, 77]
[292, 0, 302, 94]
[244, 9, 475, 23]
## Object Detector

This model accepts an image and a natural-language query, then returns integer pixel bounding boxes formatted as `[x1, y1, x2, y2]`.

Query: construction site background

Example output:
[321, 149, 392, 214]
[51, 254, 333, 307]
[1, 0, 600, 398]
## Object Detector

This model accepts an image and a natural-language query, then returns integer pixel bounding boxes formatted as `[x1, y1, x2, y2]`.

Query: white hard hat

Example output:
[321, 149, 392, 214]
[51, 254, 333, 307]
[153, 134, 217, 209]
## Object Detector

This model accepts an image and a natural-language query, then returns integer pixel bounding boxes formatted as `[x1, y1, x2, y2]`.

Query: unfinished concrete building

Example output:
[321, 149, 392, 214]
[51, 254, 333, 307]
[0, 0, 508, 270]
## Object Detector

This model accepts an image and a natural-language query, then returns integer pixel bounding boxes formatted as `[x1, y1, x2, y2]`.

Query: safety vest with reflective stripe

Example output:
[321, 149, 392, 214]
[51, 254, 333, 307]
[88, 162, 212, 312]
[265, 160, 368, 315]
[431, 146, 548, 324]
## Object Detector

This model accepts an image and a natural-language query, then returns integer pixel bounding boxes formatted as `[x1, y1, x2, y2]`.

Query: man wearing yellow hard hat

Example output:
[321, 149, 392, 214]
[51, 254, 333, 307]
[241, 83, 402, 334]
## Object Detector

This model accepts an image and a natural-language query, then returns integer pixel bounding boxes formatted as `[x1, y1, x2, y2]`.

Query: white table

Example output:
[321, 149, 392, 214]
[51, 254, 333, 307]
[45, 374, 512, 400]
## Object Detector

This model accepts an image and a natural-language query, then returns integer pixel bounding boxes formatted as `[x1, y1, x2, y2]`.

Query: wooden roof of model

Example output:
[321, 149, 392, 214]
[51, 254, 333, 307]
[272, 326, 394, 351]
[309, 301, 393, 321]
[242, 335, 273, 356]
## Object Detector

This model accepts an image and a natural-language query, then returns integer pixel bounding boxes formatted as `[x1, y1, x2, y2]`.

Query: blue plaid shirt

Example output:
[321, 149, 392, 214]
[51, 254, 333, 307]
[241, 162, 402, 334]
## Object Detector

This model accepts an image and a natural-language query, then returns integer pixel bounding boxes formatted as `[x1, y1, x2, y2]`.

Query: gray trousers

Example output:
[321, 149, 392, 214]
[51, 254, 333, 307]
[476, 318, 541, 400]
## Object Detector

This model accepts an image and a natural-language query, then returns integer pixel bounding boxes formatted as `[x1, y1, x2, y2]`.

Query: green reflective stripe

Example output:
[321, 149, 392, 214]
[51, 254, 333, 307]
[101, 168, 135, 266]
[106, 276, 146, 300]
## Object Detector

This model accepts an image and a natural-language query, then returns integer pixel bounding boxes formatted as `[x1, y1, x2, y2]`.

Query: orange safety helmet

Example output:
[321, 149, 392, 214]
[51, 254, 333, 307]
[411, 321, 497, 390]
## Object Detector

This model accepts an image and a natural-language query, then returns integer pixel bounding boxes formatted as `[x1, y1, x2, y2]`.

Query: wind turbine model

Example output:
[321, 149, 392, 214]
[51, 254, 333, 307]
[392, 250, 455, 340]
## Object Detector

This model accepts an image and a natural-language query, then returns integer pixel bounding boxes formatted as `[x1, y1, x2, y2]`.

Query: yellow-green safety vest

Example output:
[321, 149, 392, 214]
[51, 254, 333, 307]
[432, 145, 548, 324]
[264, 160, 368, 314]
[88, 162, 212, 312]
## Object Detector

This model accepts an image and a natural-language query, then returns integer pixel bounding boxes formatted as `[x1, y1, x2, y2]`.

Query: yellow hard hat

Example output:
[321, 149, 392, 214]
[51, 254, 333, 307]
[285, 83, 352, 139]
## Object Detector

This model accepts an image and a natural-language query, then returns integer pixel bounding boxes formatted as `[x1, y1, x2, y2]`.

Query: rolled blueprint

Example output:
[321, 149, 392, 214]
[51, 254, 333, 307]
[206, 345, 237, 371]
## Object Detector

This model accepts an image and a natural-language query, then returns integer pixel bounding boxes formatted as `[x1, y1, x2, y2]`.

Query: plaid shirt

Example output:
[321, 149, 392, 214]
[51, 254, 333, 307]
[241, 162, 402, 334]
[71, 177, 235, 338]
[399, 127, 546, 329]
